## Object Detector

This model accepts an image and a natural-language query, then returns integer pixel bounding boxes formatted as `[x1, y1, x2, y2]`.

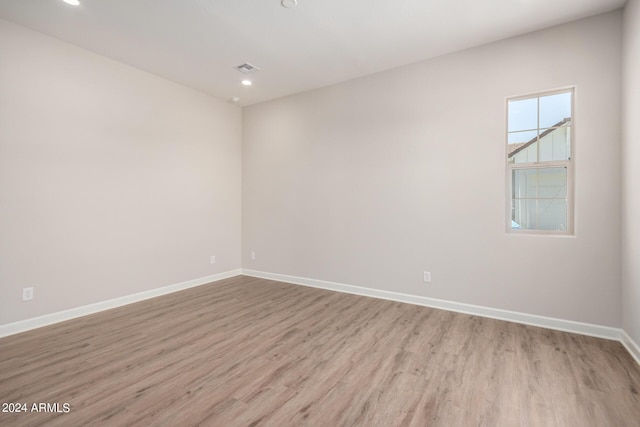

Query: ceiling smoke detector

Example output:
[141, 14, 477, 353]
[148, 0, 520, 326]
[281, 0, 298, 8]
[235, 63, 260, 74]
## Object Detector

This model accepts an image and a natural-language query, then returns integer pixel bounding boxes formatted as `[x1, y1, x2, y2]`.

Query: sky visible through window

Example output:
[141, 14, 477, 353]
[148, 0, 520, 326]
[508, 92, 572, 144]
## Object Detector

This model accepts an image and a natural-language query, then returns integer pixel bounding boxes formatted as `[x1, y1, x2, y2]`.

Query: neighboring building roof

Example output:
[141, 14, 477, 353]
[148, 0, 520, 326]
[508, 118, 571, 158]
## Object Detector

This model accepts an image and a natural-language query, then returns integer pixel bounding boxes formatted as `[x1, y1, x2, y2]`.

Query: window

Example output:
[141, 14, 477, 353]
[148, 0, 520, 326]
[506, 88, 573, 234]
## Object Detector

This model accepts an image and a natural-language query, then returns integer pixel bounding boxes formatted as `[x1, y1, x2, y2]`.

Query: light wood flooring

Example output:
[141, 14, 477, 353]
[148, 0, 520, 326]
[1, 275, 639, 426]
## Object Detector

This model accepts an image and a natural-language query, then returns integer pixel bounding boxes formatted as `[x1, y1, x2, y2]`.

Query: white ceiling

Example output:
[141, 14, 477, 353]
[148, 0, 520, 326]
[0, 0, 626, 106]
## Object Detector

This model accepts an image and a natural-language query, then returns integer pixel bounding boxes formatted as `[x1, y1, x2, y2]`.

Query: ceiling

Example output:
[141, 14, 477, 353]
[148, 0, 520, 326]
[0, 0, 626, 106]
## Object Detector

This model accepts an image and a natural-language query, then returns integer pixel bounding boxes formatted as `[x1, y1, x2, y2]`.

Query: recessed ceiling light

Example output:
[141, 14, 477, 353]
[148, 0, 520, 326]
[63, 0, 80, 5]
[229, 97, 240, 103]
[281, 0, 298, 8]
[241, 80, 252, 86]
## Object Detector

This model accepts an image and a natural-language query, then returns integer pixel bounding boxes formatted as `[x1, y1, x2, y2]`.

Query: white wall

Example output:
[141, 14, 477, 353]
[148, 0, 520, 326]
[243, 12, 623, 327]
[623, 0, 640, 345]
[0, 19, 242, 325]
[1, 10, 629, 335]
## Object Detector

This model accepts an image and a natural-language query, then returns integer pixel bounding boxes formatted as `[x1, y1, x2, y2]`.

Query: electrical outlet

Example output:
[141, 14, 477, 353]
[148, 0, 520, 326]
[423, 272, 431, 283]
[22, 287, 34, 302]
[210, 255, 216, 264]
[250, 251, 256, 260]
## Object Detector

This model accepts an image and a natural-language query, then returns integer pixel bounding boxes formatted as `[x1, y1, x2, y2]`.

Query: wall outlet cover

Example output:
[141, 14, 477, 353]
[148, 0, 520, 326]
[22, 287, 34, 301]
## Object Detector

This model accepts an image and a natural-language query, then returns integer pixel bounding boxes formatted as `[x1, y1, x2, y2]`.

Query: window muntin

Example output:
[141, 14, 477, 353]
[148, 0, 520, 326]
[506, 89, 573, 234]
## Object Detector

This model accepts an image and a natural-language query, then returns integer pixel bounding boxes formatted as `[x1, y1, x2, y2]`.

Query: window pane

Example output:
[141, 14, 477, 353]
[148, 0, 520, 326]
[512, 169, 538, 198]
[508, 130, 538, 164]
[536, 167, 567, 198]
[538, 199, 568, 231]
[508, 98, 537, 132]
[539, 92, 571, 128]
[512, 199, 537, 230]
[539, 126, 570, 161]
[508, 130, 537, 144]
[511, 167, 568, 231]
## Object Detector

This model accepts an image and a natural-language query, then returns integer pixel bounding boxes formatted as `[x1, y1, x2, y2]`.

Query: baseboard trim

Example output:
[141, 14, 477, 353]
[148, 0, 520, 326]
[2, 268, 636, 367]
[621, 330, 640, 365]
[241, 269, 622, 342]
[0, 269, 242, 339]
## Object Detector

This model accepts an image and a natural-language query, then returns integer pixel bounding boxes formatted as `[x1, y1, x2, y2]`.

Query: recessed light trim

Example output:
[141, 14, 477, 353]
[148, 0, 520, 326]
[241, 80, 252, 86]
[63, 0, 80, 5]
[281, 0, 298, 8]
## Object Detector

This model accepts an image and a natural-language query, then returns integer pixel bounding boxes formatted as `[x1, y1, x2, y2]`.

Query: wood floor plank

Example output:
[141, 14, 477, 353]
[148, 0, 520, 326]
[1, 275, 639, 426]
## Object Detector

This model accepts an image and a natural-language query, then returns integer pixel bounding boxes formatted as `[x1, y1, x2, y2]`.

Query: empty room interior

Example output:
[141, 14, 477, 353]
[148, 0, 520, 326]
[1, 0, 640, 425]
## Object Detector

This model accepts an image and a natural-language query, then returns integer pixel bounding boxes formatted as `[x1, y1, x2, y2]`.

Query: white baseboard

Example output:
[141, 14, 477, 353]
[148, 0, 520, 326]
[621, 330, 640, 365]
[3, 267, 636, 368]
[241, 269, 622, 342]
[0, 269, 241, 339]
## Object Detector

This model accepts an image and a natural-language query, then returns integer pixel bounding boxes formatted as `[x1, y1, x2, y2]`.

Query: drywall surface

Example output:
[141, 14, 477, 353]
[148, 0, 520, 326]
[0, 19, 242, 324]
[243, 12, 623, 327]
[622, 0, 640, 345]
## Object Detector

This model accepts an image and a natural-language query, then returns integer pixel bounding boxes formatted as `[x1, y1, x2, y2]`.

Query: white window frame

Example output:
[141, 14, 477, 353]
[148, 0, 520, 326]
[505, 87, 575, 235]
